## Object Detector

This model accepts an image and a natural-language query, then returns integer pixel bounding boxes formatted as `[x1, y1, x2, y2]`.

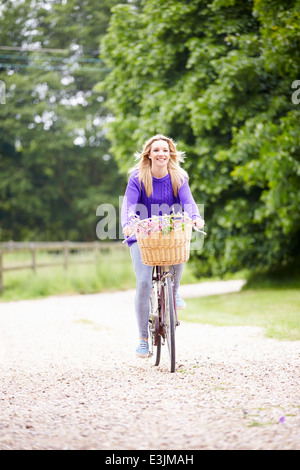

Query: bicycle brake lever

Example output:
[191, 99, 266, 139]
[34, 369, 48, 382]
[192, 225, 207, 235]
[122, 232, 136, 243]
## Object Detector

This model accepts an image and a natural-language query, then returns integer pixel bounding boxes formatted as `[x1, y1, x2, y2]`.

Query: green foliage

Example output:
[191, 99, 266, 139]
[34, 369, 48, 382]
[99, 0, 300, 276]
[0, 0, 127, 242]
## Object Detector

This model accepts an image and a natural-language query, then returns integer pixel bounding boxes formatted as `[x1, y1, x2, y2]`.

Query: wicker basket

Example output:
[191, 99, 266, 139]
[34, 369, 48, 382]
[136, 221, 193, 266]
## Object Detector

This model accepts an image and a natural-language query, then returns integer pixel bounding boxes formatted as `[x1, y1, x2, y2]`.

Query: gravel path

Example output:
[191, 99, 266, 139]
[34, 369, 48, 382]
[0, 280, 299, 450]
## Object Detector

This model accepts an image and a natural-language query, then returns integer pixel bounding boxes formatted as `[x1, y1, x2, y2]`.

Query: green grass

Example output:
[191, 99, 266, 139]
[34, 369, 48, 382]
[180, 266, 300, 341]
[0, 247, 199, 302]
[1, 249, 299, 342]
[182, 288, 300, 341]
[0, 248, 135, 301]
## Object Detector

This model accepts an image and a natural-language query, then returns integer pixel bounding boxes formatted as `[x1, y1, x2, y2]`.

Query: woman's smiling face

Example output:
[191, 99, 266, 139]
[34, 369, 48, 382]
[149, 139, 170, 174]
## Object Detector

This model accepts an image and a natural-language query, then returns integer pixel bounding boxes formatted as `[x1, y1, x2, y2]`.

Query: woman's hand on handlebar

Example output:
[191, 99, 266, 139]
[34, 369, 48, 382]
[193, 218, 205, 230]
[123, 225, 132, 238]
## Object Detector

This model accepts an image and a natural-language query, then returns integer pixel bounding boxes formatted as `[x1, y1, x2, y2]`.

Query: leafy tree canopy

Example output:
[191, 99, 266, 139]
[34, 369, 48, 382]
[0, 0, 127, 241]
[99, 0, 300, 276]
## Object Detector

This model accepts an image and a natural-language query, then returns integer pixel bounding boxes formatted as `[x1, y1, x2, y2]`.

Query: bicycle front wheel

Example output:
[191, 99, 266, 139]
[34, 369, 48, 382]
[148, 315, 161, 366]
[164, 276, 176, 372]
[149, 279, 161, 366]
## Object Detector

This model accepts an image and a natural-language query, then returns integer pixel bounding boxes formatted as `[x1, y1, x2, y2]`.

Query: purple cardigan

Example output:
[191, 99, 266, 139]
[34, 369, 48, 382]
[121, 171, 201, 246]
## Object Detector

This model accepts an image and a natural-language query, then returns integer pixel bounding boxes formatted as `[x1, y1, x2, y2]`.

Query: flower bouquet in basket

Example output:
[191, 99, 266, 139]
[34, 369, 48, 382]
[129, 212, 194, 266]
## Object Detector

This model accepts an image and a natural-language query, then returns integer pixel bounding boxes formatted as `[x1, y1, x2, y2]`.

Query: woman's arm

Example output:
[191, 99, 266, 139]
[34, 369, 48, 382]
[178, 179, 204, 228]
[121, 172, 141, 234]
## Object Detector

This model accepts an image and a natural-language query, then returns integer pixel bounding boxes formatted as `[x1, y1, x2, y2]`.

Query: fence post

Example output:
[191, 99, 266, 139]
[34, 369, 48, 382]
[94, 241, 99, 260]
[31, 243, 36, 272]
[64, 241, 69, 270]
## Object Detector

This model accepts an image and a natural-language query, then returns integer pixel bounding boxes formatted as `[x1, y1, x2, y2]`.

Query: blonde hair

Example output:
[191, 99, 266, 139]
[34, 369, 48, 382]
[129, 134, 188, 197]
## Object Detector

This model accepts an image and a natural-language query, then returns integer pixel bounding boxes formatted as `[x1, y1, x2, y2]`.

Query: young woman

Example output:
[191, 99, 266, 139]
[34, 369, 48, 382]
[121, 134, 204, 358]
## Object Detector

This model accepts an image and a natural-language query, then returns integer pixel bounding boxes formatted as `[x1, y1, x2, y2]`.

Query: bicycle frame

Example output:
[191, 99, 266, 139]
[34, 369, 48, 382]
[149, 264, 178, 371]
[157, 265, 179, 328]
[127, 219, 206, 371]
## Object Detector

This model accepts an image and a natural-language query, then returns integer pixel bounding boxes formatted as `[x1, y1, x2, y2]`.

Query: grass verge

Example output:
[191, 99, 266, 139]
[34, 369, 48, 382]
[1, 249, 299, 342]
[0, 247, 199, 302]
[181, 288, 300, 341]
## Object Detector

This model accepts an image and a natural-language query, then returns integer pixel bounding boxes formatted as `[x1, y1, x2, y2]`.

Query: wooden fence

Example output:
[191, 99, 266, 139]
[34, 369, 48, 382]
[0, 241, 126, 293]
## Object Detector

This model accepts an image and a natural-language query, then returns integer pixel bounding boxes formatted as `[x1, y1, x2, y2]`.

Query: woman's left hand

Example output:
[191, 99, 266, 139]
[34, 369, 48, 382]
[194, 218, 205, 229]
[123, 225, 132, 237]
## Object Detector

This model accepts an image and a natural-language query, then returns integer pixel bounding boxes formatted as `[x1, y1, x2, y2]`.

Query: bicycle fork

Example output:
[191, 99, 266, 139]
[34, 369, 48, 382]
[160, 269, 180, 333]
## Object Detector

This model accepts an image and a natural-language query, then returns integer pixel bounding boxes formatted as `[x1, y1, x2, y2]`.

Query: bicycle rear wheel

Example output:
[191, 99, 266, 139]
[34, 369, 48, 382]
[164, 276, 176, 372]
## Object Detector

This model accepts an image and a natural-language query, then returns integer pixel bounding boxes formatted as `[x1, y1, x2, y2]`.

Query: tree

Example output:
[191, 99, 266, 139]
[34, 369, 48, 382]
[0, 0, 127, 241]
[99, 0, 300, 276]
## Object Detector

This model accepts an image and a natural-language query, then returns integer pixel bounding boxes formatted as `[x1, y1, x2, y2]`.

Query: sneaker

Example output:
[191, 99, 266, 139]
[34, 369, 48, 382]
[175, 290, 186, 309]
[136, 339, 149, 358]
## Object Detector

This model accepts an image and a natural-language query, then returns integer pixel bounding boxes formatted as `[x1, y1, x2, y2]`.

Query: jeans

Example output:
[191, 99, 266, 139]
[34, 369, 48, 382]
[130, 242, 184, 338]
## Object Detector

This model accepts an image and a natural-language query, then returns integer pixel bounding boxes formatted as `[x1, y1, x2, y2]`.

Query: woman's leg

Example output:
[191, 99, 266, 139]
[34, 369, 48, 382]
[130, 242, 153, 339]
[173, 263, 186, 309]
[173, 263, 184, 291]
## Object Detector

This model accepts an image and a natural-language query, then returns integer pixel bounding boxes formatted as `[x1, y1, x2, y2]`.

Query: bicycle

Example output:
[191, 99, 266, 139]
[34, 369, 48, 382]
[124, 214, 206, 373]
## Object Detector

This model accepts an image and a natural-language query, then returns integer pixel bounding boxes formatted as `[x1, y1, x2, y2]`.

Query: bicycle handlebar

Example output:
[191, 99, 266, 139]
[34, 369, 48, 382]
[191, 225, 207, 235]
[122, 218, 206, 243]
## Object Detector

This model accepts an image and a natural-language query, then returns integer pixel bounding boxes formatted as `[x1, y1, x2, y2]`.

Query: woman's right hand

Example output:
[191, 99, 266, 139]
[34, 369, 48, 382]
[123, 226, 132, 237]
